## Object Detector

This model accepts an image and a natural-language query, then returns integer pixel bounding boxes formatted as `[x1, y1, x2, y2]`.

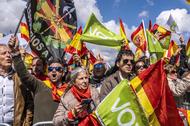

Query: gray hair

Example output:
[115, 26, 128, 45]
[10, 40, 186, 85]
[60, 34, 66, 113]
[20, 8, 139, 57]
[70, 67, 87, 84]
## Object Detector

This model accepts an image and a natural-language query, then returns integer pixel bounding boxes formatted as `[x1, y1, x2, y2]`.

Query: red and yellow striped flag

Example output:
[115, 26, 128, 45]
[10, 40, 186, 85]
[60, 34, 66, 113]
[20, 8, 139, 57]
[65, 26, 83, 55]
[186, 38, 190, 57]
[119, 18, 130, 50]
[130, 60, 184, 126]
[131, 22, 147, 52]
[20, 22, 30, 42]
[165, 40, 179, 58]
[135, 47, 144, 61]
[178, 108, 190, 125]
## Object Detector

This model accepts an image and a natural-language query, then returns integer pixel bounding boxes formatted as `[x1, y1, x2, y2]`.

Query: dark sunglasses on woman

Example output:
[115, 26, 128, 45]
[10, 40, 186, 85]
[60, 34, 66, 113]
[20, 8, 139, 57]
[136, 64, 147, 70]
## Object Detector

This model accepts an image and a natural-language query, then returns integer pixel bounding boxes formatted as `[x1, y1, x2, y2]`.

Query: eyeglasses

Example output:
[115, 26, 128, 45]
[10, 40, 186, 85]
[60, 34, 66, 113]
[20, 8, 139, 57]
[94, 63, 104, 69]
[48, 67, 63, 72]
[123, 59, 134, 64]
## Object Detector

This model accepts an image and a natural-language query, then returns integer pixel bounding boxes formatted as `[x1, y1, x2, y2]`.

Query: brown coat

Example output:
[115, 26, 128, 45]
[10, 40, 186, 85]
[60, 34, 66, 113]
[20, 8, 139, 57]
[13, 54, 60, 124]
[12, 73, 33, 126]
[100, 71, 122, 101]
[53, 86, 100, 126]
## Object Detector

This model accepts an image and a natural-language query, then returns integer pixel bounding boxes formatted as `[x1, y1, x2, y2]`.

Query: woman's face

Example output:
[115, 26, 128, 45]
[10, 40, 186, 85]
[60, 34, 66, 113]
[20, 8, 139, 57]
[135, 61, 146, 75]
[74, 71, 89, 91]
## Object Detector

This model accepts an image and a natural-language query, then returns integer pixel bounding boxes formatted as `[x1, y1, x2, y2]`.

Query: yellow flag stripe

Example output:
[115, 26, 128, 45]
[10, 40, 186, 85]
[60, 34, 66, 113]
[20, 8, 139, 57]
[130, 77, 160, 126]
[187, 110, 190, 125]
[43, 80, 63, 96]
[20, 25, 29, 35]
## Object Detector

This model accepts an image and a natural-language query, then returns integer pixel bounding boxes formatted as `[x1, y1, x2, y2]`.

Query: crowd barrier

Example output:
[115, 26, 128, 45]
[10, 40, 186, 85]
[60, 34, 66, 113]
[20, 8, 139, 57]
[0, 123, 11, 126]
[33, 121, 53, 126]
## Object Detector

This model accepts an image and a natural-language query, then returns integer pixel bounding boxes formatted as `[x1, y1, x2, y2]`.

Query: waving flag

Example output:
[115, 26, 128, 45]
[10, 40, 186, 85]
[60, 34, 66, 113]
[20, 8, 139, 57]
[186, 38, 190, 57]
[81, 13, 123, 48]
[135, 48, 144, 61]
[20, 16, 30, 42]
[25, 0, 77, 61]
[131, 22, 147, 52]
[150, 24, 171, 49]
[167, 14, 179, 32]
[178, 108, 190, 125]
[146, 30, 164, 64]
[165, 40, 179, 58]
[119, 18, 130, 50]
[130, 60, 184, 126]
[65, 26, 83, 55]
[95, 80, 149, 126]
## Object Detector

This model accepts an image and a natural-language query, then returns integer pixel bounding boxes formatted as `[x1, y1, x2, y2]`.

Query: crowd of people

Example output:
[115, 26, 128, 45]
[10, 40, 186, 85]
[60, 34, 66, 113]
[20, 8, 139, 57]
[0, 34, 190, 126]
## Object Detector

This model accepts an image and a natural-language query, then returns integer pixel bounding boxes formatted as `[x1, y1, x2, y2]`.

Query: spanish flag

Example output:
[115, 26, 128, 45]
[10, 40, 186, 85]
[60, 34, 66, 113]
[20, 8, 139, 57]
[119, 18, 130, 50]
[150, 24, 171, 49]
[135, 47, 144, 61]
[131, 22, 147, 52]
[165, 40, 179, 58]
[65, 26, 83, 55]
[178, 108, 190, 125]
[130, 60, 184, 126]
[20, 22, 30, 42]
[186, 38, 190, 57]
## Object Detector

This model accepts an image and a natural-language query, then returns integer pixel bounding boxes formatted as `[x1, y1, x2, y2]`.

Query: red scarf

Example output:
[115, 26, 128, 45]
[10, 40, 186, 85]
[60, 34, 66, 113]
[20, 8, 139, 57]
[70, 86, 100, 126]
[71, 86, 91, 102]
[51, 82, 67, 102]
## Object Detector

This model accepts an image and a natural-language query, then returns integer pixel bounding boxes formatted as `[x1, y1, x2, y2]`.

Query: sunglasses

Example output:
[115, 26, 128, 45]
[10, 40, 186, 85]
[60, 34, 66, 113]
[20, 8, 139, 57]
[136, 64, 147, 70]
[48, 67, 63, 72]
[123, 59, 134, 64]
[94, 63, 104, 69]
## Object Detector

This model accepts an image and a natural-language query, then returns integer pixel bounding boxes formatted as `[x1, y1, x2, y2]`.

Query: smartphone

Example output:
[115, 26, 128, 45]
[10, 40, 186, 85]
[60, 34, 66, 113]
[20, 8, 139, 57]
[81, 99, 92, 105]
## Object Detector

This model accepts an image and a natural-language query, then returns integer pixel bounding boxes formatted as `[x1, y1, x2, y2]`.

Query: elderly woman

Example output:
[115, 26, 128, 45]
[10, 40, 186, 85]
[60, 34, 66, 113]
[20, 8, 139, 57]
[53, 67, 100, 126]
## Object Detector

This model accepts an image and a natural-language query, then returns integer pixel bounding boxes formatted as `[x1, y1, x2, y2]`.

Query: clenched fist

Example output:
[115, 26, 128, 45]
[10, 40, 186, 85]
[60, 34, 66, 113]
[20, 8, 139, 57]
[8, 36, 19, 53]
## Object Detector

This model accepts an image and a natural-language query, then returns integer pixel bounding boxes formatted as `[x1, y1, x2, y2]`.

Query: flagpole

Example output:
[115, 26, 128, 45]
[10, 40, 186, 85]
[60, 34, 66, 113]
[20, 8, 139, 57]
[14, 8, 26, 37]
[142, 19, 150, 58]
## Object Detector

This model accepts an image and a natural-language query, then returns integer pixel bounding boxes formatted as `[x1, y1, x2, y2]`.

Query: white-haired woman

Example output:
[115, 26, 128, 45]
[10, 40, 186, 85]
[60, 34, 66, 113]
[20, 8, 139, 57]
[53, 67, 100, 126]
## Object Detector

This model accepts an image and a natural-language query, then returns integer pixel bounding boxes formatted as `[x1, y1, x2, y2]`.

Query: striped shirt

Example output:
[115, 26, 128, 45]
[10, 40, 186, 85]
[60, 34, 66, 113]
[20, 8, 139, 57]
[0, 75, 14, 123]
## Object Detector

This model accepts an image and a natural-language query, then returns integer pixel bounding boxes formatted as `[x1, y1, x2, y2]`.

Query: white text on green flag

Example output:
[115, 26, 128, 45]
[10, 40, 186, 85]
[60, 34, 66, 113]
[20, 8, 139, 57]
[95, 80, 148, 126]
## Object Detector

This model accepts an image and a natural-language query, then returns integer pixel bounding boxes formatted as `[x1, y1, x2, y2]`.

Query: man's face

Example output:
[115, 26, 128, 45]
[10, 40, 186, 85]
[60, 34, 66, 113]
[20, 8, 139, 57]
[47, 63, 63, 83]
[117, 54, 134, 75]
[74, 71, 89, 91]
[93, 63, 106, 78]
[32, 58, 44, 75]
[0, 46, 12, 69]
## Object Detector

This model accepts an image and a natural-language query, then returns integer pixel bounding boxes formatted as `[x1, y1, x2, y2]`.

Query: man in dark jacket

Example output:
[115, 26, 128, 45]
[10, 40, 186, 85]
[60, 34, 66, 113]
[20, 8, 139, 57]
[8, 36, 67, 124]
[100, 50, 135, 101]
[0, 44, 33, 126]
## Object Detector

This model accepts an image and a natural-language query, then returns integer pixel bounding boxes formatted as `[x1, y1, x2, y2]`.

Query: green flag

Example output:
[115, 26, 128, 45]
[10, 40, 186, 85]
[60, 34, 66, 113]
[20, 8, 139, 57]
[81, 13, 123, 47]
[95, 80, 148, 126]
[147, 30, 164, 64]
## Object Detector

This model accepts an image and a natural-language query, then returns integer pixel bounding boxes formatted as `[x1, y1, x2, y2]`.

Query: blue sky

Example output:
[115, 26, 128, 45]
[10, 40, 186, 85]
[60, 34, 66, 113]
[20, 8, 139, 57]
[95, 0, 190, 29]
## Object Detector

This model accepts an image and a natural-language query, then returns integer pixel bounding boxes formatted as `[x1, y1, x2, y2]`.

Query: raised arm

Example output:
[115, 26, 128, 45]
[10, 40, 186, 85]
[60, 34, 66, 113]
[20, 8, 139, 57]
[8, 36, 42, 93]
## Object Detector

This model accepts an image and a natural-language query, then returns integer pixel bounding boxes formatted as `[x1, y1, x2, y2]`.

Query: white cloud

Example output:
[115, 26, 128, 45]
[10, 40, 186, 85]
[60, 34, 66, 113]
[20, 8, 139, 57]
[0, 0, 26, 33]
[146, 0, 154, 6]
[73, 0, 103, 24]
[156, 8, 190, 43]
[138, 10, 149, 18]
[156, 8, 190, 33]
